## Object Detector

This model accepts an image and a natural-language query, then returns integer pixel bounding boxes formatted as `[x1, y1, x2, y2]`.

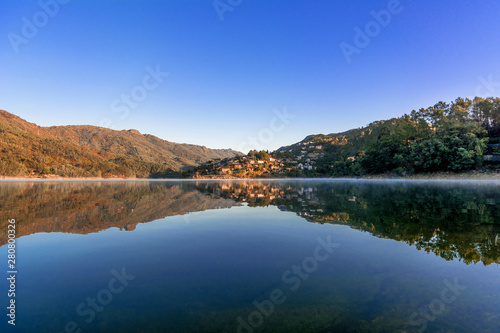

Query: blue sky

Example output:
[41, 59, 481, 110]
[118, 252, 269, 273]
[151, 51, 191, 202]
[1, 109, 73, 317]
[1, 0, 499, 152]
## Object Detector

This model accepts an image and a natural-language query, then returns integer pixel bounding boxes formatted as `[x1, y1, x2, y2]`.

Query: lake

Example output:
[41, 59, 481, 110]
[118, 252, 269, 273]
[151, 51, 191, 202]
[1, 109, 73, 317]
[0, 179, 499, 333]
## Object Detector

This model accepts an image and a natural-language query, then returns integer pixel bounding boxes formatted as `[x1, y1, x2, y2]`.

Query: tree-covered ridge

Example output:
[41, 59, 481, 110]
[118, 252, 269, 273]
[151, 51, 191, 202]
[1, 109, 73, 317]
[46, 125, 240, 170]
[277, 97, 500, 176]
[194, 180, 500, 266]
[361, 97, 498, 174]
[0, 110, 239, 178]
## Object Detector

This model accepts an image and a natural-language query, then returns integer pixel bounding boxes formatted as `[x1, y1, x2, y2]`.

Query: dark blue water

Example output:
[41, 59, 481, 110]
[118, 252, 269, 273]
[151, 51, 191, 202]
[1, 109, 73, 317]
[0, 180, 499, 332]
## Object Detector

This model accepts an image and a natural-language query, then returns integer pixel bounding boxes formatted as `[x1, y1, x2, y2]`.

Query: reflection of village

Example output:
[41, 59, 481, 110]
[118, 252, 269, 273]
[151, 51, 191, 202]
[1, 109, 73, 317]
[2, 180, 499, 266]
[195, 180, 345, 221]
[195, 181, 500, 266]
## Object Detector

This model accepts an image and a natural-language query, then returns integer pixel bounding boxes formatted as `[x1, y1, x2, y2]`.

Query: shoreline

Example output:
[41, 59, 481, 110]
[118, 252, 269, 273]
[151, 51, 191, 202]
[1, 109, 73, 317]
[1, 171, 500, 181]
[190, 169, 500, 180]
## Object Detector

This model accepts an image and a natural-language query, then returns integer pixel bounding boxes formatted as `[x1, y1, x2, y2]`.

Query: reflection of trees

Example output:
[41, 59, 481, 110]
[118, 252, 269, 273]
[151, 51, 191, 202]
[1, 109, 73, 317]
[1, 180, 498, 265]
[0, 181, 238, 246]
[196, 180, 500, 266]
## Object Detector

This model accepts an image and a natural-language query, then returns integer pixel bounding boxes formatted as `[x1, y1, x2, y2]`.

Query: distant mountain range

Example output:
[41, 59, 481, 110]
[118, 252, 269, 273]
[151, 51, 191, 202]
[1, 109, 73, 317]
[0, 110, 240, 177]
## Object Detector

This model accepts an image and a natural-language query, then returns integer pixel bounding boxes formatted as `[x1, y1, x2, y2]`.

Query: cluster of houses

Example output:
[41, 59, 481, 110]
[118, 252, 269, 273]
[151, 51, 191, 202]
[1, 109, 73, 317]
[193, 155, 287, 177]
[193, 144, 328, 178]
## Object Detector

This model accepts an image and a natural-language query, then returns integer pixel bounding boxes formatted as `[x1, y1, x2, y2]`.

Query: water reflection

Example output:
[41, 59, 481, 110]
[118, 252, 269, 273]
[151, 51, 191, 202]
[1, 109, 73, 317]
[195, 180, 500, 266]
[0, 181, 238, 246]
[0, 180, 499, 333]
[0, 180, 499, 265]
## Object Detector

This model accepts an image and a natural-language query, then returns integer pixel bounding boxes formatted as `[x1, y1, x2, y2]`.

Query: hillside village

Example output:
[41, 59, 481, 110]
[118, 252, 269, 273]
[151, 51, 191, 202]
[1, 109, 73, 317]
[189, 97, 500, 179]
[187, 142, 330, 178]
[188, 137, 500, 179]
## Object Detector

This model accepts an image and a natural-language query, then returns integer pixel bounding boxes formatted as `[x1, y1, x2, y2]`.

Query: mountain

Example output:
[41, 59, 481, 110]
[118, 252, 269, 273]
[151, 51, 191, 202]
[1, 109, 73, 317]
[0, 110, 240, 177]
[46, 125, 239, 170]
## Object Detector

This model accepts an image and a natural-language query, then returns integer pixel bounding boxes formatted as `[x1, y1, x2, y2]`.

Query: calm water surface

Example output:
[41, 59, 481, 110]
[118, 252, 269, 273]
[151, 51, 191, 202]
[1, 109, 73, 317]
[0, 179, 499, 333]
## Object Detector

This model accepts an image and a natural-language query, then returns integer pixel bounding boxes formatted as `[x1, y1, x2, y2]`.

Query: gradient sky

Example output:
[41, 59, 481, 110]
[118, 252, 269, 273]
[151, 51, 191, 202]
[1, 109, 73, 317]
[1, 0, 500, 152]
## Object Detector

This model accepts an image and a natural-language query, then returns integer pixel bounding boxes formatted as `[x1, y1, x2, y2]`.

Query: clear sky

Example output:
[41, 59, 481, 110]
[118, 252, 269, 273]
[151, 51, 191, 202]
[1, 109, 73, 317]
[1, 0, 499, 153]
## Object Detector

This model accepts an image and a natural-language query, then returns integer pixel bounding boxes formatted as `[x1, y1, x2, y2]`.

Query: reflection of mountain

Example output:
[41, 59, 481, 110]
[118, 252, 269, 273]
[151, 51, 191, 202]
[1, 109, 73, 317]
[0, 181, 239, 246]
[1, 180, 499, 265]
[194, 180, 500, 266]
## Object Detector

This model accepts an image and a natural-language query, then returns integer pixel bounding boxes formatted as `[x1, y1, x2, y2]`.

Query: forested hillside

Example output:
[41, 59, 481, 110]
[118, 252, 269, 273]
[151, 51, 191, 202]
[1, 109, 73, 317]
[275, 97, 500, 176]
[0, 110, 239, 178]
[46, 125, 239, 170]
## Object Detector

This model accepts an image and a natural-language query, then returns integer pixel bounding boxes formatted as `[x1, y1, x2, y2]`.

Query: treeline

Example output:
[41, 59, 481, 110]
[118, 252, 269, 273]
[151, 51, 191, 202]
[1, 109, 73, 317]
[318, 97, 500, 176]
